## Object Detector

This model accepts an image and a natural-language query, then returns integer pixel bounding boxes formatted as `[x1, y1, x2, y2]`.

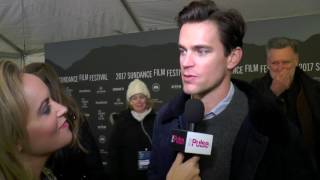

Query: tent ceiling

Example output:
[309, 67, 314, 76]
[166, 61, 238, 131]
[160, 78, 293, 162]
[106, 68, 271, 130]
[1, 0, 320, 57]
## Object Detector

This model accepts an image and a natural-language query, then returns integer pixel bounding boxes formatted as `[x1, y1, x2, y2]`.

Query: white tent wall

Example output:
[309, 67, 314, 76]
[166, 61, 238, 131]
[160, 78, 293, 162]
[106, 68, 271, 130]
[1, 0, 320, 65]
[25, 52, 45, 64]
[0, 35, 23, 65]
[0, 57, 23, 67]
[0, 52, 44, 67]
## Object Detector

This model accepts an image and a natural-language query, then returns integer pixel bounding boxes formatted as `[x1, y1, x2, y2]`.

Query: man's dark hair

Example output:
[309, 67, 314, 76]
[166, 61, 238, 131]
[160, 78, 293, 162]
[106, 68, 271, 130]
[266, 37, 299, 54]
[176, 0, 246, 56]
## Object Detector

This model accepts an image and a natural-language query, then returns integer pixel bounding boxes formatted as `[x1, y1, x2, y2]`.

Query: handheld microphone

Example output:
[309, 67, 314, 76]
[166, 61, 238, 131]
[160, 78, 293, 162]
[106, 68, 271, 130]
[183, 99, 204, 131]
[171, 99, 213, 156]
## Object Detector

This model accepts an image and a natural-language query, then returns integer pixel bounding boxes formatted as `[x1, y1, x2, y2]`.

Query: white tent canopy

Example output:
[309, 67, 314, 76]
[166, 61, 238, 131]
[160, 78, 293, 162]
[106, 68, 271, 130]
[1, 0, 320, 63]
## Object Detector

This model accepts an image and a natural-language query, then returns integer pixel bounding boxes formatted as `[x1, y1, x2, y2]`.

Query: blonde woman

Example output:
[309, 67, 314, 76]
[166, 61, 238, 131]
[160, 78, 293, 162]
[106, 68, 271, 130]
[0, 60, 71, 180]
[24, 62, 106, 179]
[108, 79, 156, 180]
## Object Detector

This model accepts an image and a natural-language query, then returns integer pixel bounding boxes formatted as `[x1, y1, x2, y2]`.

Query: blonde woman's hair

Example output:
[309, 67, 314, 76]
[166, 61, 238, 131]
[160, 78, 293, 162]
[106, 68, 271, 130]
[0, 60, 34, 179]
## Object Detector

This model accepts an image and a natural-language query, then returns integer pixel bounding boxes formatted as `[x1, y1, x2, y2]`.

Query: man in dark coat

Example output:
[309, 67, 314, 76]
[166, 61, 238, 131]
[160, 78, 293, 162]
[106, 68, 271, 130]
[149, 1, 319, 180]
[252, 37, 320, 173]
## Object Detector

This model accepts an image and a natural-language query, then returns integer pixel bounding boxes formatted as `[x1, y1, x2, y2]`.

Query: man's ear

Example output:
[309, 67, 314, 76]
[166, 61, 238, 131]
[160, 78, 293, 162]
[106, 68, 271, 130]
[294, 54, 299, 67]
[227, 47, 242, 70]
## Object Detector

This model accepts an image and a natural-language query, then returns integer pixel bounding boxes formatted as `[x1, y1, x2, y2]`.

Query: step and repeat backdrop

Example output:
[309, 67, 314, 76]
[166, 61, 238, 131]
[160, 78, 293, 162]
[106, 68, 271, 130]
[45, 14, 320, 172]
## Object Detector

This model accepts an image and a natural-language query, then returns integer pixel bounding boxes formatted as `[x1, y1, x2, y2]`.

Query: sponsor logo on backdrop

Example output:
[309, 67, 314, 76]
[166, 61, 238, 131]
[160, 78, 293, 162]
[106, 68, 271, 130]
[98, 109, 106, 121]
[171, 84, 182, 89]
[79, 89, 91, 93]
[96, 86, 107, 94]
[95, 100, 108, 105]
[314, 77, 320, 82]
[152, 98, 163, 104]
[114, 98, 124, 106]
[97, 124, 107, 130]
[80, 98, 89, 108]
[112, 87, 125, 92]
[84, 113, 90, 118]
[99, 149, 108, 155]
[65, 86, 73, 96]
[152, 83, 160, 92]
[98, 135, 107, 144]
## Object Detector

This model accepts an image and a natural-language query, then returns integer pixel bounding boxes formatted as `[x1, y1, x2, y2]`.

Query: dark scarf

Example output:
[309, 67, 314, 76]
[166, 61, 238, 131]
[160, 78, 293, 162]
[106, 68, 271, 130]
[297, 87, 315, 148]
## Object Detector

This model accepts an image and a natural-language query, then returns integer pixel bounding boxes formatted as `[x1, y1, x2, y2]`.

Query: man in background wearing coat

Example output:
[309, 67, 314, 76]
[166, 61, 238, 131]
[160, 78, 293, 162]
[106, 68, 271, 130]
[252, 37, 320, 172]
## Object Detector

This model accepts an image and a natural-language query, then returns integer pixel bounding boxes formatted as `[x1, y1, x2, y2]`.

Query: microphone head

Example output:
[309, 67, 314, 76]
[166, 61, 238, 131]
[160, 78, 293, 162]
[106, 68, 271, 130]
[183, 99, 204, 124]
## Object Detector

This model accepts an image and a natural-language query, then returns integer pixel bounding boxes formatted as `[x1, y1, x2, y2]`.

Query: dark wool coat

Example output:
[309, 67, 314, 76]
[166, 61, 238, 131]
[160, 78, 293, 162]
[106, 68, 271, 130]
[252, 67, 320, 172]
[148, 79, 319, 180]
[46, 120, 107, 180]
[108, 109, 156, 180]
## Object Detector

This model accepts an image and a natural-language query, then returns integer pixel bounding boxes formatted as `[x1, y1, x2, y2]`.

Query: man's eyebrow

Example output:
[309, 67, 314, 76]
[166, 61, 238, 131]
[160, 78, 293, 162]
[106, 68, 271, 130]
[178, 44, 212, 50]
[192, 45, 212, 51]
[178, 44, 186, 50]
